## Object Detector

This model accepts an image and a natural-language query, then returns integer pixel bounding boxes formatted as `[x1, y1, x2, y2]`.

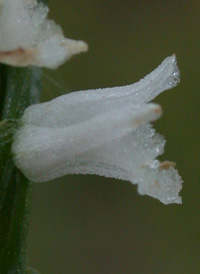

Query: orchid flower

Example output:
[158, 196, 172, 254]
[12, 55, 183, 205]
[0, 0, 88, 68]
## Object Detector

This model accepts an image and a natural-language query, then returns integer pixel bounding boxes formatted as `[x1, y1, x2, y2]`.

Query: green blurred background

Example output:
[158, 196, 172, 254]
[28, 0, 200, 273]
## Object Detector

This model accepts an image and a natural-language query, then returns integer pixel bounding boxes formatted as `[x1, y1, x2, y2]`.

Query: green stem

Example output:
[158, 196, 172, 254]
[0, 0, 48, 272]
[0, 67, 42, 273]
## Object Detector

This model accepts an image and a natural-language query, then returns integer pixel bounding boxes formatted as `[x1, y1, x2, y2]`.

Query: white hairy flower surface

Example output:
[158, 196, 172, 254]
[0, 0, 88, 68]
[12, 55, 183, 204]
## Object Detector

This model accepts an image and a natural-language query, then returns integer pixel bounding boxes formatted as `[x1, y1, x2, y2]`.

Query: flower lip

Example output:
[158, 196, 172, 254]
[12, 55, 182, 204]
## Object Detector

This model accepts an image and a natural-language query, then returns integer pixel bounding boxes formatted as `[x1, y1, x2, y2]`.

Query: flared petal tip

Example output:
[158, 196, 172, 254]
[64, 39, 88, 55]
[136, 160, 183, 205]
[163, 54, 180, 89]
[130, 103, 162, 128]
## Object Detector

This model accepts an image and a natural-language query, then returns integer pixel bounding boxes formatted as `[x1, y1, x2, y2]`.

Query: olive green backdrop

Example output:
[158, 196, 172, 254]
[28, 0, 200, 273]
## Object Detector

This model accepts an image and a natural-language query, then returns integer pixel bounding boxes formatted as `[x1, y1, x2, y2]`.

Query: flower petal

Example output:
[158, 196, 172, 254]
[39, 124, 164, 181]
[38, 124, 182, 204]
[22, 55, 179, 127]
[0, 0, 88, 68]
[12, 103, 162, 182]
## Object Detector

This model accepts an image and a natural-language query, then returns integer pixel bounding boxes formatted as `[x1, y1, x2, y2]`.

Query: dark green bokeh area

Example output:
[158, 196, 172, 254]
[28, 0, 200, 273]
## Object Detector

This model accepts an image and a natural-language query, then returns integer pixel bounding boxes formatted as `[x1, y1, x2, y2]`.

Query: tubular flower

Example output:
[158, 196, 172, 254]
[0, 0, 88, 68]
[12, 55, 183, 204]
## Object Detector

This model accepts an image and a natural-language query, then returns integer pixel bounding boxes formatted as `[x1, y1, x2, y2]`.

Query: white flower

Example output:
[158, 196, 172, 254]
[0, 0, 88, 68]
[12, 55, 183, 205]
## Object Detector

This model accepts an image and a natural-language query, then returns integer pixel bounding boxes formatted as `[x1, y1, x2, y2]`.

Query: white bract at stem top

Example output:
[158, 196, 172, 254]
[12, 55, 183, 205]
